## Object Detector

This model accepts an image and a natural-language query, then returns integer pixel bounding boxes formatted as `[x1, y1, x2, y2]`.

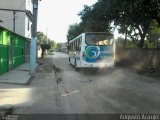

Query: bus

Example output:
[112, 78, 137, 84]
[68, 32, 115, 70]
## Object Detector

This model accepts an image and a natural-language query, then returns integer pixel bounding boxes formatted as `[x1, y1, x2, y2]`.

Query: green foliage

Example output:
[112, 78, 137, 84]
[67, 23, 84, 42]
[48, 49, 54, 52]
[40, 44, 51, 51]
[67, 0, 160, 48]
[116, 37, 157, 49]
[149, 20, 160, 34]
[78, 4, 111, 32]
[49, 40, 57, 49]
[143, 40, 156, 48]
[146, 20, 160, 48]
[37, 31, 57, 58]
[40, 44, 51, 58]
[107, 0, 154, 48]
[37, 31, 47, 44]
[56, 43, 62, 51]
[116, 37, 137, 48]
[37, 31, 57, 49]
[126, 40, 138, 48]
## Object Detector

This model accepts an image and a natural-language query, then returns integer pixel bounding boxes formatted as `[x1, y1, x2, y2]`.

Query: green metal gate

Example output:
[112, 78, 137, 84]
[12, 34, 25, 68]
[0, 27, 26, 75]
[0, 29, 10, 75]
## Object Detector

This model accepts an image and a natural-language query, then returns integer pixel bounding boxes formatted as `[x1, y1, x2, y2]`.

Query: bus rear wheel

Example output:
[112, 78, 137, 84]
[74, 60, 78, 71]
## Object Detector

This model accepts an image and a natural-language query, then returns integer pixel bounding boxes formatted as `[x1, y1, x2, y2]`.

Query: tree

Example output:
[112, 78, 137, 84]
[67, 0, 160, 48]
[106, 0, 160, 48]
[50, 40, 57, 49]
[67, 23, 84, 42]
[146, 20, 160, 48]
[37, 31, 57, 58]
[37, 31, 47, 44]
[40, 44, 51, 58]
[56, 43, 62, 51]
[67, 3, 112, 42]
[78, 4, 112, 32]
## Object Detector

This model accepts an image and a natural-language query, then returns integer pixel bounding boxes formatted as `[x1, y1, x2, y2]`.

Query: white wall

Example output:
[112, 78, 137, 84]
[0, 0, 32, 38]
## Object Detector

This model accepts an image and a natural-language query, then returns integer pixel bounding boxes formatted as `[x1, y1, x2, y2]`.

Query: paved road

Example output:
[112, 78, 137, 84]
[52, 52, 160, 114]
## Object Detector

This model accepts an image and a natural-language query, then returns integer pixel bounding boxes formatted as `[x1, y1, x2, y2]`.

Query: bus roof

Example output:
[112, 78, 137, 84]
[69, 32, 113, 43]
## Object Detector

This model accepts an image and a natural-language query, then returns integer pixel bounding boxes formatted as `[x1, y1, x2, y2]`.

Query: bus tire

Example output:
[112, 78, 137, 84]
[74, 60, 78, 71]
[69, 57, 71, 63]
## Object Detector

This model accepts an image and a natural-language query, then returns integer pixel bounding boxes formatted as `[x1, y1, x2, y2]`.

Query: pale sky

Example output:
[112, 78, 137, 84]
[37, 0, 98, 43]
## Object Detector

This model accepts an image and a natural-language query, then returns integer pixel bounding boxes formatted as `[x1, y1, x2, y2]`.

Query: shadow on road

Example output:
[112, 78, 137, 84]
[79, 67, 118, 76]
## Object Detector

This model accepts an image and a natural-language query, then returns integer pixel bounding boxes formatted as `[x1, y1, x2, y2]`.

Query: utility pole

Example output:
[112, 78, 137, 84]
[13, 11, 16, 32]
[30, 0, 38, 77]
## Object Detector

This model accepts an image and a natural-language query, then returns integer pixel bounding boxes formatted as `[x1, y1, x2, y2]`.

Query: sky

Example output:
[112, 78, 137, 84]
[37, 0, 98, 43]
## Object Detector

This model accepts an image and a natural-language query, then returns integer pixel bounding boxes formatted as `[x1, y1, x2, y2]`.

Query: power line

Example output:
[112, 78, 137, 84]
[0, 8, 25, 12]
[0, 8, 33, 22]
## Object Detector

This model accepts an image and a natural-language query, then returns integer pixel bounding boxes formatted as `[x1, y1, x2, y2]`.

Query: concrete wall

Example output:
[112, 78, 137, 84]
[0, 0, 32, 39]
[0, 26, 29, 75]
[115, 48, 160, 70]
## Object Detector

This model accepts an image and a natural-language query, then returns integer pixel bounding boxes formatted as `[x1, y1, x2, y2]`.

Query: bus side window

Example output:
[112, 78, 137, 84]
[80, 38, 82, 48]
[76, 40, 79, 51]
[72, 42, 73, 51]
[71, 43, 73, 51]
[73, 41, 76, 51]
[68, 44, 71, 50]
[70, 43, 72, 51]
[78, 38, 81, 51]
[72, 43, 73, 51]
[75, 41, 77, 51]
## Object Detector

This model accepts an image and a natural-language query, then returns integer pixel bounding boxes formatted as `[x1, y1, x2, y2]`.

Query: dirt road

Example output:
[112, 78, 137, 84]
[51, 52, 160, 114]
[11, 52, 160, 116]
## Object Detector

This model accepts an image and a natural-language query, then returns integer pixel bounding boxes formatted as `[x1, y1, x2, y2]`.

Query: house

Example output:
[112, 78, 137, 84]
[0, 0, 33, 75]
[0, 0, 32, 39]
[0, 26, 29, 75]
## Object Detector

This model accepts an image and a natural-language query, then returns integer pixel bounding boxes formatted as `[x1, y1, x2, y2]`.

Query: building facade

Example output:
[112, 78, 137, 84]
[0, 0, 32, 39]
[0, 0, 33, 75]
[0, 26, 28, 75]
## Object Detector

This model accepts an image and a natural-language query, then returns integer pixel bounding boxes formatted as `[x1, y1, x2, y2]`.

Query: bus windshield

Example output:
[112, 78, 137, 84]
[85, 33, 113, 46]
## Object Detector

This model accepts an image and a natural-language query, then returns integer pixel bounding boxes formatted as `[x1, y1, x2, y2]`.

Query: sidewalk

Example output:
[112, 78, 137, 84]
[0, 56, 59, 114]
[0, 63, 31, 86]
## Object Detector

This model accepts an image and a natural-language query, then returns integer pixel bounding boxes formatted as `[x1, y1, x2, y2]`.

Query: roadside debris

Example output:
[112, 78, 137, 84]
[36, 62, 54, 73]
[137, 66, 160, 77]
[61, 90, 80, 97]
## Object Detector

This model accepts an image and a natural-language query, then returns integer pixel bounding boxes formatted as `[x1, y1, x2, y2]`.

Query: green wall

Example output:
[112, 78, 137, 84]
[0, 29, 9, 75]
[12, 34, 25, 68]
[0, 27, 26, 75]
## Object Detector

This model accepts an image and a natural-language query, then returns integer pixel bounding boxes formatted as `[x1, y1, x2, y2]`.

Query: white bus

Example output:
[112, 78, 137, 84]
[68, 32, 115, 70]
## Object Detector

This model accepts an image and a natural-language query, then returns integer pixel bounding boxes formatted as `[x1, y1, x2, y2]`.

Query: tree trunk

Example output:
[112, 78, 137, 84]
[137, 23, 149, 48]
[138, 35, 145, 48]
